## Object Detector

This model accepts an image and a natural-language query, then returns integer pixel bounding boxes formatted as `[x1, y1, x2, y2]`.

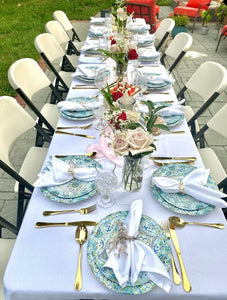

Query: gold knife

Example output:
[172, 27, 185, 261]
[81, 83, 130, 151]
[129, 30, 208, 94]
[169, 222, 191, 292]
[150, 156, 197, 161]
[55, 130, 96, 139]
[35, 221, 97, 228]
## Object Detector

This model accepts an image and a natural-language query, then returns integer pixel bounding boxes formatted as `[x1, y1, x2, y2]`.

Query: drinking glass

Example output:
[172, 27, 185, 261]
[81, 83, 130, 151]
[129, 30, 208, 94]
[92, 103, 106, 130]
[95, 160, 118, 208]
[135, 72, 148, 101]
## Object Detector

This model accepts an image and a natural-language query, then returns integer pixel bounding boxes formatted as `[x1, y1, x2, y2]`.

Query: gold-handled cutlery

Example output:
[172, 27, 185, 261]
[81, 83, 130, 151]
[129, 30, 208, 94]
[169, 222, 192, 292]
[43, 204, 97, 216]
[150, 156, 197, 161]
[163, 131, 185, 134]
[153, 160, 195, 167]
[161, 220, 181, 285]
[72, 86, 97, 89]
[169, 216, 225, 229]
[74, 224, 88, 290]
[55, 151, 97, 159]
[55, 130, 96, 139]
[56, 124, 92, 130]
[35, 221, 97, 228]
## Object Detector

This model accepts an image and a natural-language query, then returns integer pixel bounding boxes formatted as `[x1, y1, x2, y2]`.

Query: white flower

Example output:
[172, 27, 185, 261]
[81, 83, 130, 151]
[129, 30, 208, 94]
[127, 127, 154, 150]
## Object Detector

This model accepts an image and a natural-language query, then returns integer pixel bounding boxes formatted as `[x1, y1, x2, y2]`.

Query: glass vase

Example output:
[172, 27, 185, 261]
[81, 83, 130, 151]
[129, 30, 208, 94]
[122, 155, 143, 192]
[116, 61, 128, 81]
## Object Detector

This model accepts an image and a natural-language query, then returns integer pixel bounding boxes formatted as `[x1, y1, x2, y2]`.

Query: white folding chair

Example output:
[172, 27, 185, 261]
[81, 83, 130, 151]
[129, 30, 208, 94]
[34, 33, 75, 97]
[45, 20, 84, 55]
[154, 18, 175, 51]
[194, 103, 227, 217]
[0, 96, 49, 229]
[160, 32, 193, 73]
[8, 58, 60, 145]
[53, 10, 81, 42]
[177, 61, 227, 138]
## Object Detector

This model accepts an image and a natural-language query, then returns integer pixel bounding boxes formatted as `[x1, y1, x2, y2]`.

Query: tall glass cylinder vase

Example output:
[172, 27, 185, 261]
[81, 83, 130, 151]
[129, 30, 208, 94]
[122, 155, 143, 192]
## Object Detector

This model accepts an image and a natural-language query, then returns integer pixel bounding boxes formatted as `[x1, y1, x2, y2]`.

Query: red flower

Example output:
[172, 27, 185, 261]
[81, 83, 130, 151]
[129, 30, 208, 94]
[111, 39, 117, 45]
[128, 49, 138, 60]
[111, 91, 124, 101]
[127, 6, 134, 15]
[110, 111, 127, 129]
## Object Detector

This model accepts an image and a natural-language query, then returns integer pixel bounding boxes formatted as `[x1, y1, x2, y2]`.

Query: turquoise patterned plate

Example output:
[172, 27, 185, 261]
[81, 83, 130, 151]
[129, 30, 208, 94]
[59, 96, 95, 120]
[151, 164, 215, 215]
[87, 211, 171, 294]
[138, 39, 154, 47]
[162, 115, 184, 127]
[139, 55, 160, 62]
[147, 81, 171, 90]
[41, 155, 101, 203]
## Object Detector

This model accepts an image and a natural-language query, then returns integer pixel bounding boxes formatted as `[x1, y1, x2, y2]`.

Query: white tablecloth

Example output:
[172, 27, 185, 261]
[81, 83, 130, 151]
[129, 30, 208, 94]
[3, 21, 227, 300]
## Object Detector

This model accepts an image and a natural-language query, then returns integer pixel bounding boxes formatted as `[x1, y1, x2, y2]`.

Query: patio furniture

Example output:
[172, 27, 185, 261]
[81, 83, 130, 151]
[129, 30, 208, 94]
[154, 18, 175, 51]
[216, 24, 227, 51]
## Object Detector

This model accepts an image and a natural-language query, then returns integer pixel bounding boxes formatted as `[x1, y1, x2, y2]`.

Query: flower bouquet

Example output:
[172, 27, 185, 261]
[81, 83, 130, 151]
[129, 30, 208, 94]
[111, 0, 134, 33]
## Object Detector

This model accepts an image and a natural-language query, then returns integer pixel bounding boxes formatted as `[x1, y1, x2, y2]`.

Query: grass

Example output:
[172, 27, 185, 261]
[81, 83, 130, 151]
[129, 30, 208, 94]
[0, 0, 111, 97]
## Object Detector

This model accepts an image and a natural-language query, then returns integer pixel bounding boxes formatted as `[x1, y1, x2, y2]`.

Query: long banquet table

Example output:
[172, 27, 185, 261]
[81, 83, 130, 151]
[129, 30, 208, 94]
[3, 17, 227, 300]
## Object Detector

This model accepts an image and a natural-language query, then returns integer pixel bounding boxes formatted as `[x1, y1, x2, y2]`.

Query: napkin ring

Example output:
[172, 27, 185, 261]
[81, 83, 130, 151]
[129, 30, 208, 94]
[178, 181, 184, 194]
[68, 165, 75, 179]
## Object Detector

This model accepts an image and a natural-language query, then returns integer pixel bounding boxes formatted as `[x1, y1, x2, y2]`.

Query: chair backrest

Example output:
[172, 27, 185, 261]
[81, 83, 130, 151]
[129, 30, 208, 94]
[186, 61, 227, 102]
[34, 33, 65, 64]
[45, 20, 70, 46]
[8, 58, 51, 100]
[53, 10, 73, 32]
[0, 96, 36, 167]
[207, 102, 227, 140]
[154, 18, 175, 41]
[186, 0, 211, 9]
[165, 32, 193, 60]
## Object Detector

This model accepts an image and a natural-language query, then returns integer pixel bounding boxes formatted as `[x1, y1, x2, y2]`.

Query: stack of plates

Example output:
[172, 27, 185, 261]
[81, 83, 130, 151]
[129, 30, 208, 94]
[90, 17, 105, 25]
[87, 211, 171, 294]
[151, 164, 215, 215]
[147, 79, 171, 90]
[139, 51, 160, 62]
[59, 96, 96, 120]
[41, 155, 101, 203]
[138, 39, 154, 47]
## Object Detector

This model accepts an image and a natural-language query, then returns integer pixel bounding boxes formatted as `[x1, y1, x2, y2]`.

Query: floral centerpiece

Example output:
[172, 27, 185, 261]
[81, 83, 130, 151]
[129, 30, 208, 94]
[100, 88, 169, 191]
[169, 14, 190, 37]
[111, 0, 134, 33]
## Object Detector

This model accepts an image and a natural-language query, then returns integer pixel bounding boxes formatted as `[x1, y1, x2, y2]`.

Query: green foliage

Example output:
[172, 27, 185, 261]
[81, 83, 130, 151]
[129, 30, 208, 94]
[169, 14, 190, 27]
[201, 9, 212, 27]
[215, 3, 227, 24]
[156, 0, 172, 6]
[0, 0, 111, 97]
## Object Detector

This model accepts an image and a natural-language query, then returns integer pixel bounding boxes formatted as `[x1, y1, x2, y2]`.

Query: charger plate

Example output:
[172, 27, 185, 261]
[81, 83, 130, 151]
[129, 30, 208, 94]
[147, 81, 172, 90]
[138, 39, 154, 47]
[151, 164, 215, 215]
[41, 155, 101, 203]
[162, 115, 184, 127]
[87, 210, 171, 294]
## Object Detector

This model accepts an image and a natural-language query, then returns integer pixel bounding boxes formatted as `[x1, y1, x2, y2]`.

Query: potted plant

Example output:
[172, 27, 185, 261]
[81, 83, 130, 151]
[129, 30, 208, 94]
[215, 3, 227, 33]
[169, 14, 190, 37]
[201, 9, 212, 35]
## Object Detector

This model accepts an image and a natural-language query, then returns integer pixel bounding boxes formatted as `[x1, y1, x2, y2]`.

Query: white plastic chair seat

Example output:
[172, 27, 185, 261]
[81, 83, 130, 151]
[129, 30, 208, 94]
[165, 32, 193, 60]
[0, 238, 15, 300]
[14, 146, 48, 192]
[154, 18, 175, 48]
[198, 147, 227, 184]
[53, 71, 73, 90]
[72, 41, 84, 51]
[40, 103, 59, 129]
[184, 105, 200, 132]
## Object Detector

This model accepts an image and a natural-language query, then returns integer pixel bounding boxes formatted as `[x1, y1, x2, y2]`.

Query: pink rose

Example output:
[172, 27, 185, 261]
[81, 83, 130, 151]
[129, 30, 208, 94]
[112, 132, 129, 155]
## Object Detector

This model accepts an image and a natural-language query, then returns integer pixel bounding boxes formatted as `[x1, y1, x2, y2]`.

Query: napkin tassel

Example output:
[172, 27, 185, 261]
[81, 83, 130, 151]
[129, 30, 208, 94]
[68, 165, 75, 179]
[107, 221, 136, 259]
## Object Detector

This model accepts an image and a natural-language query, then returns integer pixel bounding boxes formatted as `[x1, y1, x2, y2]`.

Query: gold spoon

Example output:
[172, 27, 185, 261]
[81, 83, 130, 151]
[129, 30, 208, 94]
[74, 224, 88, 290]
[169, 216, 225, 229]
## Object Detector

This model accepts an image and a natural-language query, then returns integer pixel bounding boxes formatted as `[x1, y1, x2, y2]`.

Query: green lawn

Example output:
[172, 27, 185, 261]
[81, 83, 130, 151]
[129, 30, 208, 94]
[0, 0, 111, 96]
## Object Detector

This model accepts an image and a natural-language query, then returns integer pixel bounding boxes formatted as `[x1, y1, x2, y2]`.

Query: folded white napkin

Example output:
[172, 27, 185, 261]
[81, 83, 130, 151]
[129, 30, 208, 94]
[158, 106, 185, 117]
[89, 25, 106, 35]
[139, 50, 160, 58]
[149, 75, 175, 85]
[79, 54, 103, 64]
[90, 17, 105, 24]
[77, 65, 96, 78]
[138, 35, 155, 43]
[104, 199, 171, 292]
[57, 100, 100, 112]
[152, 168, 227, 208]
[81, 44, 98, 52]
[34, 156, 97, 187]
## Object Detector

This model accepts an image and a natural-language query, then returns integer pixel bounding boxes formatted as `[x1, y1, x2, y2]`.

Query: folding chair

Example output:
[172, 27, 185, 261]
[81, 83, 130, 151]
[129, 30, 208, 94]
[154, 18, 175, 51]
[53, 10, 81, 42]
[45, 20, 84, 55]
[160, 32, 193, 73]
[174, 0, 211, 33]
[8, 58, 60, 146]
[0, 96, 50, 229]
[177, 61, 227, 138]
[194, 102, 227, 217]
[34, 33, 75, 98]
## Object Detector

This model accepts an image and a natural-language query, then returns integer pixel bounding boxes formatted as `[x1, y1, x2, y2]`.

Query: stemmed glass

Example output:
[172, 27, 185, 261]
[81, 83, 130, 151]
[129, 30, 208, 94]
[95, 160, 118, 208]
[135, 72, 148, 101]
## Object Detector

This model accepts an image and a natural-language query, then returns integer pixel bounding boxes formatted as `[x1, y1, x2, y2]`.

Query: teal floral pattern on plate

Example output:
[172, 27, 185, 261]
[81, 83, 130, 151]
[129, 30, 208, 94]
[41, 155, 101, 204]
[151, 164, 215, 215]
[59, 96, 95, 120]
[162, 115, 184, 127]
[87, 211, 171, 294]
[147, 81, 171, 90]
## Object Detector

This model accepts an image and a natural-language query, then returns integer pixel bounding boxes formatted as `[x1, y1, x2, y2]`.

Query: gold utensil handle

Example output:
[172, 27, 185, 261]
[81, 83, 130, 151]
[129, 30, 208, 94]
[178, 252, 191, 292]
[171, 255, 181, 285]
[43, 210, 78, 216]
[75, 245, 82, 290]
[35, 221, 97, 228]
[166, 131, 185, 134]
[55, 131, 95, 139]
[36, 222, 69, 227]
[187, 222, 224, 229]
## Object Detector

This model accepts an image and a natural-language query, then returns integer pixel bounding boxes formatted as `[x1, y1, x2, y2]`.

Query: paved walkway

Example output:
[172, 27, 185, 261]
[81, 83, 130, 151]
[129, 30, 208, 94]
[1, 6, 227, 238]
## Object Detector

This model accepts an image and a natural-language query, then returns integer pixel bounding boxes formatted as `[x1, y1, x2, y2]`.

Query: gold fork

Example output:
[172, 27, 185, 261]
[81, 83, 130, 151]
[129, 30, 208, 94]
[161, 220, 182, 285]
[56, 123, 92, 130]
[43, 204, 97, 216]
[153, 160, 195, 167]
